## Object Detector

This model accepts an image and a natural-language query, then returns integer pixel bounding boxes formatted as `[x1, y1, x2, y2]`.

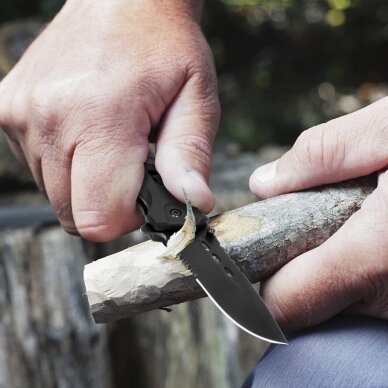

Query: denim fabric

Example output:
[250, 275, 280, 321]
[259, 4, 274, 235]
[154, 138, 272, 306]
[242, 316, 388, 388]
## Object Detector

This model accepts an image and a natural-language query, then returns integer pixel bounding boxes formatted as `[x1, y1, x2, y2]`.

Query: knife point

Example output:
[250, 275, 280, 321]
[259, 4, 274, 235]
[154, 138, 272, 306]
[197, 278, 288, 345]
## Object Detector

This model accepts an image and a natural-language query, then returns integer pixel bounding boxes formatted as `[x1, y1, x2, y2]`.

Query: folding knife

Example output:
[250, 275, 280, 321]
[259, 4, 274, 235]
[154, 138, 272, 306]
[137, 156, 287, 345]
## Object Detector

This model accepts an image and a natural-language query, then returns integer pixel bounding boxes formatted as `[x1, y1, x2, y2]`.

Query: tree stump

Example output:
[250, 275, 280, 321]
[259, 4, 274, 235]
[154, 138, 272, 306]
[0, 227, 112, 388]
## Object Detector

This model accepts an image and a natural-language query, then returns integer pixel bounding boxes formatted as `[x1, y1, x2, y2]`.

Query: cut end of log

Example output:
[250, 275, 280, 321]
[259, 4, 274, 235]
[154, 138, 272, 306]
[84, 196, 199, 323]
[84, 240, 194, 322]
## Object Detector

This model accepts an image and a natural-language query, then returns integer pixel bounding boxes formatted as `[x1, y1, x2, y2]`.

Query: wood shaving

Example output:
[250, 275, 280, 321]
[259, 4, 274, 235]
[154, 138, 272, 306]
[160, 192, 196, 260]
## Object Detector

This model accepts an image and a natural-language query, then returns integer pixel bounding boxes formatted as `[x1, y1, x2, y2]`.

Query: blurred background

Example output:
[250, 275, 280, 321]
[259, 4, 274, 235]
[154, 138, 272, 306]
[0, 0, 387, 387]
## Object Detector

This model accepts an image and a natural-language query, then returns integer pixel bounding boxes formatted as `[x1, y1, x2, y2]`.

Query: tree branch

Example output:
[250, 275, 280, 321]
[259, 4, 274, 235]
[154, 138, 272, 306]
[84, 175, 376, 323]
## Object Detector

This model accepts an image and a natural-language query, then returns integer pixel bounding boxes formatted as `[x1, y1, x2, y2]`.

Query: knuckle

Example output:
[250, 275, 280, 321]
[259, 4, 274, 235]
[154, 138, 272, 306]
[55, 202, 73, 225]
[75, 91, 147, 142]
[30, 86, 66, 149]
[191, 67, 219, 103]
[361, 268, 388, 304]
[201, 92, 221, 127]
[32, 83, 111, 144]
[174, 134, 213, 173]
[74, 210, 118, 242]
[355, 260, 388, 317]
[292, 122, 346, 173]
[293, 128, 319, 168]
[47, 193, 75, 231]
[31, 86, 61, 129]
[62, 222, 79, 236]
[75, 131, 147, 161]
[133, 74, 156, 97]
[261, 283, 301, 331]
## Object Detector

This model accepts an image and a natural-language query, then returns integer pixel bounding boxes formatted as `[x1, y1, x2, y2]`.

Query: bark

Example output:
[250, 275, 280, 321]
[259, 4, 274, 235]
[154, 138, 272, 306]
[0, 227, 112, 388]
[84, 174, 376, 324]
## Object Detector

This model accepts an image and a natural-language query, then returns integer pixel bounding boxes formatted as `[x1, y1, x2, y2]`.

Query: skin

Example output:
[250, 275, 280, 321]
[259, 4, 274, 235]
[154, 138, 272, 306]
[250, 97, 388, 331]
[0, 0, 220, 242]
[0, 0, 386, 333]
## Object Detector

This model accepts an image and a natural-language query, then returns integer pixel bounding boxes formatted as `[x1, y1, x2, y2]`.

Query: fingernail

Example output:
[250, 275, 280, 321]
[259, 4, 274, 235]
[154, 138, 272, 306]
[184, 170, 210, 195]
[181, 170, 214, 212]
[253, 160, 278, 183]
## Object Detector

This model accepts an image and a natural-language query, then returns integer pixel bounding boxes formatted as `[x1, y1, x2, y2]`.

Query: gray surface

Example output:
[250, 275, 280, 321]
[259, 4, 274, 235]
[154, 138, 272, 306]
[0, 204, 57, 229]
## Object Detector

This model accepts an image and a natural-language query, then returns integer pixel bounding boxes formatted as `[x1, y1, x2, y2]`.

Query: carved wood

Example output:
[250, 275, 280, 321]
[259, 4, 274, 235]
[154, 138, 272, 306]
[84, 175, 376, 323]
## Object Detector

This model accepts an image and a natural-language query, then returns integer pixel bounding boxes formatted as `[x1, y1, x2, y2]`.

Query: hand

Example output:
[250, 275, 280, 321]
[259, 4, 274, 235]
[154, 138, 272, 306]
[0, 0, 219, 242]
[250, 97, 388, 331]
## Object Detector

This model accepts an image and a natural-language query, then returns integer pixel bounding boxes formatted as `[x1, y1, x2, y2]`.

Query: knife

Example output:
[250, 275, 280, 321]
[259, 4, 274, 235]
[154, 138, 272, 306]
[137, 156, 287, 345]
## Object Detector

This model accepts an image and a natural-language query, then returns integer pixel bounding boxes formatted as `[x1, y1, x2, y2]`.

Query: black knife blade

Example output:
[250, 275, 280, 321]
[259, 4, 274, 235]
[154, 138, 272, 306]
[181, 225, 287, 344]
[137, 156, 287, 344]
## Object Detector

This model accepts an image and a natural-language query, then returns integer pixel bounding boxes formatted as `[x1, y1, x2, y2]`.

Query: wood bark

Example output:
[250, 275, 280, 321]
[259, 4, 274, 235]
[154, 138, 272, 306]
[0, 227, 112, 388]
[84, 174, 376, 324]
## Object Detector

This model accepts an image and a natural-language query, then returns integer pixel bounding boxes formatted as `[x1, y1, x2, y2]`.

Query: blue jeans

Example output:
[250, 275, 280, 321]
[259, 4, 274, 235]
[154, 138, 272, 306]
[243, 316, 388, 388]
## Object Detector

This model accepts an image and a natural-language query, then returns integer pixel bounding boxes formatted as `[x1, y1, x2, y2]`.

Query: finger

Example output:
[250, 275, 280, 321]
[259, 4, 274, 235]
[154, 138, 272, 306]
[345, 169, 388, 320]
[71, 130, 148, 242]
[250, 97, 388, 199]
[41, 143, 77, 234]
[0, 76, 36, 179]
[155, 72, 220, 213]
[7, 114, 75, 231]
[5, 126, 46, 194]
[261, 171, 388, 331]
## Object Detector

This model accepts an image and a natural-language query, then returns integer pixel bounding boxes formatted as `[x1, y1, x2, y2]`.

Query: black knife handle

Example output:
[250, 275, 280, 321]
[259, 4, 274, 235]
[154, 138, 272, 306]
[137, 157, 208, 238]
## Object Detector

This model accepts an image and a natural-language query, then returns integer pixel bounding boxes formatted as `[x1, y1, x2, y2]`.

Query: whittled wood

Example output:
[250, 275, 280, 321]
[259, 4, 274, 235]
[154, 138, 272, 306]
[84, 175, 376, 324]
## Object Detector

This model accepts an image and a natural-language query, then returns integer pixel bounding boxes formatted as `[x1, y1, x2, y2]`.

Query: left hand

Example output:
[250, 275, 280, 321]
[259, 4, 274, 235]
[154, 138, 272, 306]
[0, 0, 219, 242]
[249, 97, 388, 331]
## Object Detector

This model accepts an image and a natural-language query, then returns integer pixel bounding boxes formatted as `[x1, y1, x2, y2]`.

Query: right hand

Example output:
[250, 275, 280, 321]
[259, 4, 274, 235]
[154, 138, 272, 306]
[249, 97, 388, 331]
[0, 0, 220, 242]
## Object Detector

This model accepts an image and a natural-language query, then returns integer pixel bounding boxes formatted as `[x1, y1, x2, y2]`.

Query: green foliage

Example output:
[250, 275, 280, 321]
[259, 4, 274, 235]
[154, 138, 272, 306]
[222, 0, 293, 8]
[204, 0, 388, 149]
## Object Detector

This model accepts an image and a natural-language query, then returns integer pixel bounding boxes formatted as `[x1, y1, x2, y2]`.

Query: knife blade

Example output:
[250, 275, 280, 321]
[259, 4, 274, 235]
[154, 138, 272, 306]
[137, 156, 287, 344]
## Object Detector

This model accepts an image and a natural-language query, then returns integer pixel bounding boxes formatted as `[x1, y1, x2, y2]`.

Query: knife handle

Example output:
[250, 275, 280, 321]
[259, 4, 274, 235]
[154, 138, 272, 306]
[137, 157, 208, 236]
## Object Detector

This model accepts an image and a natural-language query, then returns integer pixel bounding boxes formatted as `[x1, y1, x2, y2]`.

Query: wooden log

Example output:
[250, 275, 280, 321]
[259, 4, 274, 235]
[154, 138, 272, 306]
[84, 175, 376, 324]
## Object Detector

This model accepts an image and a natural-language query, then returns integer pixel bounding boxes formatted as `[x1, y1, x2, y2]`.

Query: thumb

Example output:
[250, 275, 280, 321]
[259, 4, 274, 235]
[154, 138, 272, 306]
[155, 73, 220, 213]
[250, 97, 388, 199]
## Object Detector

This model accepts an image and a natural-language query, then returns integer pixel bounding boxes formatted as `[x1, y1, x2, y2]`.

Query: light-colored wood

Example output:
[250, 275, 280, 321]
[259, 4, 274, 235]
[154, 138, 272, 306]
[84, 175, 376, 324]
